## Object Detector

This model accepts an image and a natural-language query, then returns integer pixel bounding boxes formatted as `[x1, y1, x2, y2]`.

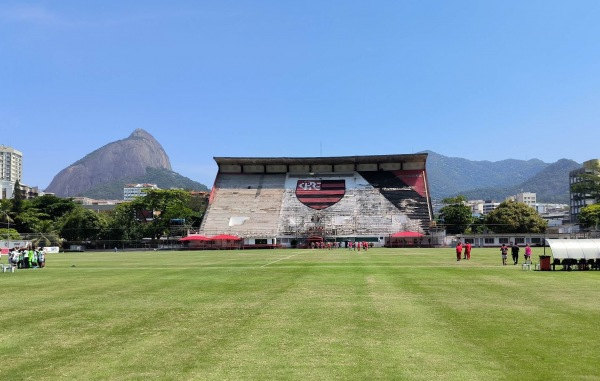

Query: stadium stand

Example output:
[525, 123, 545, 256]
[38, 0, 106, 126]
[199, 154, 434, 248]
[200, 173, 286, 238]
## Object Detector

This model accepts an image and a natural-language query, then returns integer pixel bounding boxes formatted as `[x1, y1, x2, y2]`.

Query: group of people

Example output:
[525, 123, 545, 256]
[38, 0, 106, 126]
[455, 241, 535, 266]
[455, 241, 472, 261]
[500, 242, 532, 266]
[4, 247, 46, 269]
[309, 240, 370, 251]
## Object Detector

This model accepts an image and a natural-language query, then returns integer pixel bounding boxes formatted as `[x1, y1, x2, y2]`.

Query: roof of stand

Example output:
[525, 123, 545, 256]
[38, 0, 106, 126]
[545, 239, 600, 259]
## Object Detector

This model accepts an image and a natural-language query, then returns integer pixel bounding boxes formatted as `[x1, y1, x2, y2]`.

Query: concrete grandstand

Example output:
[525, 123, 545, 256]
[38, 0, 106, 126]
[199, 154, 433, 248]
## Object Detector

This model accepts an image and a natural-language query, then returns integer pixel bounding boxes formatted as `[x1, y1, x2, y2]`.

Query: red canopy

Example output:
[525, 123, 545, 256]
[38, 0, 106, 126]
[391, 231, 424, 238]
[180, 235, 211, 241]
[210, 234, 241, 241]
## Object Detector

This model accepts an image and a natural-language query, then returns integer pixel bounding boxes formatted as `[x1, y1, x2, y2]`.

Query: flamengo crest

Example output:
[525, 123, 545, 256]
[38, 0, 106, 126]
[295, 179, 345, 210]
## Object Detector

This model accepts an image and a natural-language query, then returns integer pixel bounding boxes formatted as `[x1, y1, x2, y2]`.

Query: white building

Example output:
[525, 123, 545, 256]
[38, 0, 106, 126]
[482, 200, 500, 215]
[123, 183, 159, 201]
[466, 200, 484, 216]
[515, 192, 536, 207]
[0, 145, 23, 200]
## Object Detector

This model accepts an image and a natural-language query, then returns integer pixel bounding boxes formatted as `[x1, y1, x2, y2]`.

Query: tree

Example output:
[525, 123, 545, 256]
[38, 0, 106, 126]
[438, 196, 473, 234]
[0, 199, 11, 217]
[485, 200, 547, 233]
[139, 189, 198, 239]
[0, 228, 20, 240]
[105, 202, 146, 242]
[467, 215, 487, 234]
[59, 208, 108, 242]
[578, 204, 600, 230]
[29, 195, 79, 221]
[0, 200, 13, 233]
[12, 180, 23, 213]
[31, 220, 62, 248]
[103, 189, 205, 243]
[12, 206, 46, 233]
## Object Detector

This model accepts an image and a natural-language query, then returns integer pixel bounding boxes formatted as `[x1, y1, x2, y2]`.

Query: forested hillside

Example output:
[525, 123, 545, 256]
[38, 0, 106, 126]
[425, 151, 579, 203]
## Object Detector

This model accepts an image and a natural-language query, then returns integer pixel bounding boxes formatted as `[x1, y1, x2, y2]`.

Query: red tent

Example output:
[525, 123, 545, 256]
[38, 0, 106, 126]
[210, 234, 242, 241]
[387, 231, 426, 248]
[391, 231, 424, 238]
[180, 235, 211, 241]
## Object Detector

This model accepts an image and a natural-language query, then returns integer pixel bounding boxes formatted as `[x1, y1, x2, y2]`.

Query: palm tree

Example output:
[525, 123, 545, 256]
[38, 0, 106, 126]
[0, 200, 14, 241]
[32, 220, 62, 248]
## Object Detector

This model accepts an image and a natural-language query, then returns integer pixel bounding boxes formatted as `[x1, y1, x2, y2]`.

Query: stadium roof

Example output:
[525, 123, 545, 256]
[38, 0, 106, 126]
[214, 153, 428, 166]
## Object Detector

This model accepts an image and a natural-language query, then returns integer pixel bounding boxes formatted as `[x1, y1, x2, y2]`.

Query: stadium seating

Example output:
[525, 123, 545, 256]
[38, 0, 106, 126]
[200, 173, 286, 238]
[200, 169, 433, 242]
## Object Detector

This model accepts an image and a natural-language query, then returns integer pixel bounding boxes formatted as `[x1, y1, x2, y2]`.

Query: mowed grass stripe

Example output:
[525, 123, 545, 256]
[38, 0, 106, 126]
[1, 248, 600, 380]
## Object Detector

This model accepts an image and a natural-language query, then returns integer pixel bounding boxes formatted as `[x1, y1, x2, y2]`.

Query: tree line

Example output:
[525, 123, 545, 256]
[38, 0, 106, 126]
[3, 165, 600, 248]
[0, 189, 208, 249]
[437, 196, 548, 235]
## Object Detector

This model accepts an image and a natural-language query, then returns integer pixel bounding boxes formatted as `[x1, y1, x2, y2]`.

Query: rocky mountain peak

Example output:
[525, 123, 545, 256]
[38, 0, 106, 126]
[45, 129, 172, 197]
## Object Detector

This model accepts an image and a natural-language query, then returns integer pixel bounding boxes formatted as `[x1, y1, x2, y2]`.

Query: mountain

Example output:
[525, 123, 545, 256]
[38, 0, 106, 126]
[425, 151, 580, 203]
[45, 129, 208, 198]
[44, 133, 578, 203]
[516, 159, 582, 203]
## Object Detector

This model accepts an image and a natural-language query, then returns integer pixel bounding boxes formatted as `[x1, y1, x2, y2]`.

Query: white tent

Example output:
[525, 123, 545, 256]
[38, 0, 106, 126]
[545, 239, 600, 260]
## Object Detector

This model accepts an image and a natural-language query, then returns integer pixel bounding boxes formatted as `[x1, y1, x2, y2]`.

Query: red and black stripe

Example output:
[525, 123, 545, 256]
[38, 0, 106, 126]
[296, 180, 345, 210]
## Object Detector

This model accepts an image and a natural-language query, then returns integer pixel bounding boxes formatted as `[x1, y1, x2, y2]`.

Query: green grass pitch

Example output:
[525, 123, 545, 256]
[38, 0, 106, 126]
[1, 247, 599, 381]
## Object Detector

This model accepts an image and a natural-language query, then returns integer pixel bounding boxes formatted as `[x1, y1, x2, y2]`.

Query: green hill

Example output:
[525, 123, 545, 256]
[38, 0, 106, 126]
[425, 151, 581, 203]
[81, 167, 209, 200]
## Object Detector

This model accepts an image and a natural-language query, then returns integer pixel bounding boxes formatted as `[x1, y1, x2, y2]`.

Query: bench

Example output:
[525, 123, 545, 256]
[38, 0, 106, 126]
[1, 264, 16, 273]
[551, 258, 595, 271]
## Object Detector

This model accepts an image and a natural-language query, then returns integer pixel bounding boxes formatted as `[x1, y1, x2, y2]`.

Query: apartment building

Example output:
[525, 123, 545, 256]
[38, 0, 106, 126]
[569, 159, 600, 225]
[123, 183, 159, 201]
[0, 145, 23, 199]
[515, 192, 536, 207]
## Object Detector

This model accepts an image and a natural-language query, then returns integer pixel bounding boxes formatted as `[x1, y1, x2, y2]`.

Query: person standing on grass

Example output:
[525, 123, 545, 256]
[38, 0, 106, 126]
[23, 248, 29, 268]
[465, 241, 472, 260]
[500, 244, 509, 265]
[511, 242, 520, 265]
[39, 249, 45, 268]
[455, 241, 463, 261]
[29, 247, 35, 268]
[31, 250, 37, 268]
[524, 243, 532, 262]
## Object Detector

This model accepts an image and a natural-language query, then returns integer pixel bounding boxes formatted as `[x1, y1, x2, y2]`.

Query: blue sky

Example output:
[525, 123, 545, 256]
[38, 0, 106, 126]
[2, 1, 599, 189]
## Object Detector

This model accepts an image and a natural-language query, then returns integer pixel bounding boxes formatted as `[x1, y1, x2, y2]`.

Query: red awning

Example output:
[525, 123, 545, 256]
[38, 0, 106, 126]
[390, 231, 424, 238]
[180, 235, 211, 241]
[210, 234, 242, 241]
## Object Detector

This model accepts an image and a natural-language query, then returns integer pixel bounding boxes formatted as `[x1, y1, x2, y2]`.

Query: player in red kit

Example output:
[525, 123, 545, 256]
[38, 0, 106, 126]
[455, 241, 463, 261]
[465, 242, 472, 260]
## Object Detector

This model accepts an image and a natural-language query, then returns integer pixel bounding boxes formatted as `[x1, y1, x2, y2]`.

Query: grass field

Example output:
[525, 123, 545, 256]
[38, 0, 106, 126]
[1, 247, 599, 381]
